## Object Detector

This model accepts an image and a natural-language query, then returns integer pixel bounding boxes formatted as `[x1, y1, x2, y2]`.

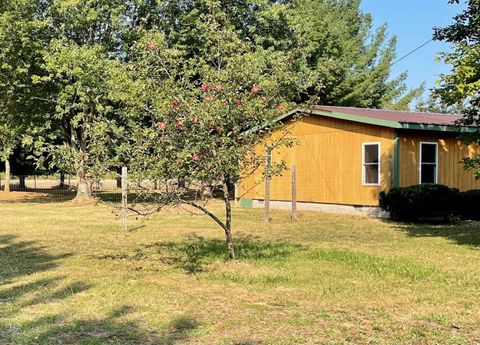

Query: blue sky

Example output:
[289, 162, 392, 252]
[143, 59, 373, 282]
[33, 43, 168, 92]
[360, 0, 465, 95]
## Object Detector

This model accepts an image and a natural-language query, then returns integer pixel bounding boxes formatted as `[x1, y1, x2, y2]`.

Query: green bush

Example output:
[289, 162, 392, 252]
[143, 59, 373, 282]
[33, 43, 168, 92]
[379, 184, 460, 222]
[458, 189, 480, 220]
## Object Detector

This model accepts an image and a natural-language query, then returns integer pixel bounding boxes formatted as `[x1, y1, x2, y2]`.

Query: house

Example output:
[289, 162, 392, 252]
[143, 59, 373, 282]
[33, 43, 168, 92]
[239, 106, 480, 217]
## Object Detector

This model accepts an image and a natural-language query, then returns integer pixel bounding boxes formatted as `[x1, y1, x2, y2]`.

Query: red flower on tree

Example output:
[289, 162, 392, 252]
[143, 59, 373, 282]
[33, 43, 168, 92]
[172, 100, 180, 108]
[276, 104, 285, 110]
[176, 121, 184, 129]
[147, 43, 158, 51]
[251, 85, 260, 95]
[157, 122, 167, 130]
[214, 85, 222, 93]
[201, 84, 209, 92]
[192, 153, 200, 161]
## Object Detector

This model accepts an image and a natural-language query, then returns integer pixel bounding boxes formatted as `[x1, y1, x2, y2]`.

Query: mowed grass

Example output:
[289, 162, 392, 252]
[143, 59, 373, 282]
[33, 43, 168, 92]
[0, 194, 480, 344]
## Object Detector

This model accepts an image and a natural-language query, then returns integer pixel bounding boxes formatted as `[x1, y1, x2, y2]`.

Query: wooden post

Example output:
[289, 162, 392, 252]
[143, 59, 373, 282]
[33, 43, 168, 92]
[4, 159, 10, 193]
[291, 164, 297, 222]
[34, 175, 37, 191]
[264, 149, 271, 223]
[121, 167, 128, 231]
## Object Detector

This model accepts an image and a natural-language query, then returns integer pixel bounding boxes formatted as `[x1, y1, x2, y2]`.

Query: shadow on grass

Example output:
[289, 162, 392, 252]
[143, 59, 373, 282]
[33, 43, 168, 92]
[95, 234, 302, 275]
[394, 222, 480, 248]
[0, 235, 71, 285]
[3, 306, 199, 345]
[0, 235, 200, 344]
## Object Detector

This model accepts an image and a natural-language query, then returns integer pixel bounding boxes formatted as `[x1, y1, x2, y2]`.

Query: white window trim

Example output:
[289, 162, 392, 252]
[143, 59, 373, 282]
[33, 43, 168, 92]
[419, 141, 438, 184]
[362, 142, 381, 186]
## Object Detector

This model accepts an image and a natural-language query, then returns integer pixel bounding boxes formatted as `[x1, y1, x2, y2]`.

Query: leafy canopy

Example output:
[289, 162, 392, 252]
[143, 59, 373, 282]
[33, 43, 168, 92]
[434, 0, 480, 178]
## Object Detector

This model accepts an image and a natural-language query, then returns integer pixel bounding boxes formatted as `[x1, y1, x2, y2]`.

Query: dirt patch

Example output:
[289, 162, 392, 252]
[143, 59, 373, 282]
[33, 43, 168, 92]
[0, 191, 50, 201]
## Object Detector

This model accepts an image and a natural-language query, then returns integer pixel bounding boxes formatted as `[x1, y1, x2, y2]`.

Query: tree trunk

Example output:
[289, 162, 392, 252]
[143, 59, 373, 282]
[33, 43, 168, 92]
[4, 159, 10, 193]
[74, 166, 95, 202]
[60, 173, 65, 188]
[222, 180, 235, 260]
[116, 167, 122, 188]
[18, 175, 26, 190]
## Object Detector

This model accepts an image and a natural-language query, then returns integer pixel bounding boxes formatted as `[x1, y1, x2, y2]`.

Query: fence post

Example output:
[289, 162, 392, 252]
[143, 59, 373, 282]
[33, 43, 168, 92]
[4, 159, 10, 193]
[291, 164, 297, 222]
[264, 148, 271, 223]
[121, 167, 128, 231]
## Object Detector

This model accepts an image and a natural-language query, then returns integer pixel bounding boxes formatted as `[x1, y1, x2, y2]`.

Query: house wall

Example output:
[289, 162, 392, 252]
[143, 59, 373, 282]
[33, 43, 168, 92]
[398, 130, 480, 191]
[240, 116, 395, 206]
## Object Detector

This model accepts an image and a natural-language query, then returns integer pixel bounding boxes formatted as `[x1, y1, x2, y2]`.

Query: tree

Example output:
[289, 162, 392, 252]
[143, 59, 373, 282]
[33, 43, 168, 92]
[287, 0, 423, 109]
[124, 1, 307, 260]
[434, 0, 480, 178]
[24, 0, 142, 201]
[0, 0, 49, 191]
[142, 0, 422, 109]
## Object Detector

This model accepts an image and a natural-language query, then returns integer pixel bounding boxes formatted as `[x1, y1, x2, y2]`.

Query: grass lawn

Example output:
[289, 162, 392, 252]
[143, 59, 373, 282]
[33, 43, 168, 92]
[0, 192, 479, 344]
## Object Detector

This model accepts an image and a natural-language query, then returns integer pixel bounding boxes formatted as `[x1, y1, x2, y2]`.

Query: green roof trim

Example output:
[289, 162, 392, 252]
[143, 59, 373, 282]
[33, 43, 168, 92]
[277, 107, 477, 133]
[393, 130, 400, 188]
[308, 109, 403, 128]
[399, 123, 477, 133]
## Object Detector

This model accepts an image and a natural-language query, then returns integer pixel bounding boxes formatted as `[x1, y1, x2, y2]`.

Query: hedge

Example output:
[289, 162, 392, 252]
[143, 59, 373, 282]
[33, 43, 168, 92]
[379, 184, 480, 222]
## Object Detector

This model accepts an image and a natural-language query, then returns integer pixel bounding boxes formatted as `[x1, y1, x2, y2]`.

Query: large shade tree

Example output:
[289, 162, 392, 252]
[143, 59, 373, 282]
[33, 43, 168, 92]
[434, 0, 480, 178]
[0, 0, 50, 191]
[25, 0, 142, 201]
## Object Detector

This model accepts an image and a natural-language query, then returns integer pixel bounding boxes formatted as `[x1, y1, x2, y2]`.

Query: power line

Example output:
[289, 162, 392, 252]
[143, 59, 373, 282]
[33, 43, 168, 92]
[391, 38, 434, 66]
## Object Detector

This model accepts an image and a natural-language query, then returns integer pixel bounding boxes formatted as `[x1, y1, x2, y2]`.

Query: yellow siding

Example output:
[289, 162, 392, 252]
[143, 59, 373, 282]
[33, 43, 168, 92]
[399, 131, 480, 191]
[240, 116, 395, 206]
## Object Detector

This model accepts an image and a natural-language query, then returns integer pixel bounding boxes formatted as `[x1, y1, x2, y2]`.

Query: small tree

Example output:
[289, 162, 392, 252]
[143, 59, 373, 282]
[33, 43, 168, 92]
[124, 5, 306, 260]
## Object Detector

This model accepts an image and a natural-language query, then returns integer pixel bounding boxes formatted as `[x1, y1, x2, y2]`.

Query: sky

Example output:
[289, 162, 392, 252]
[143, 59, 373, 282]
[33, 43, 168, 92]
[359, 0, 465, 96]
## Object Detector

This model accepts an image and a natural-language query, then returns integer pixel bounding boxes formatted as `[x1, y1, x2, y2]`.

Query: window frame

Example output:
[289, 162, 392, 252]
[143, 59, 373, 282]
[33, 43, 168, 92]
[362, 142, 381, 187]
[419, 141, 438, 184]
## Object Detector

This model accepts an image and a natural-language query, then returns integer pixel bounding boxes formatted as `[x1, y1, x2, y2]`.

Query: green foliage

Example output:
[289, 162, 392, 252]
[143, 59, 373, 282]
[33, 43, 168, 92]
[288, 0, 422, 109]
[123, 1, 305, 252]
[434, 0, 480, 177]
[381, 184, 480, 222]
[458, 189, 480, 220]
[0, 0, 48, 160]
[379, 184, 460, 222]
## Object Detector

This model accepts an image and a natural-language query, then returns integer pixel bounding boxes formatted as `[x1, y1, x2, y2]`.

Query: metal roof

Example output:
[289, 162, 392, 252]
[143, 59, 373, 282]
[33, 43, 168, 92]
[312, 106, 462, 126]
[279, 106, 476, 133]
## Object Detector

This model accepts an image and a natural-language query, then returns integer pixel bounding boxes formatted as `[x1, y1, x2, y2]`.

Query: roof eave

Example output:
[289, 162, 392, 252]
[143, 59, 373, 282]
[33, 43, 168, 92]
[400, 122, 478, 133]
[276, 106, 478, 133]
[281, 107, 402, 129]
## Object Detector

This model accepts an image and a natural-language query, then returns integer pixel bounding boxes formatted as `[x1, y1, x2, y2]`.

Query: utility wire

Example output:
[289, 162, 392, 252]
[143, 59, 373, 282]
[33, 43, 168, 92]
[391, 38, 434, 66]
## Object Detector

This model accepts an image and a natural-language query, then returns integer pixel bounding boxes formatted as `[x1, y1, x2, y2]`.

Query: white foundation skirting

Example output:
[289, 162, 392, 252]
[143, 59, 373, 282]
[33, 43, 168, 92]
[250, 199, 390, 218]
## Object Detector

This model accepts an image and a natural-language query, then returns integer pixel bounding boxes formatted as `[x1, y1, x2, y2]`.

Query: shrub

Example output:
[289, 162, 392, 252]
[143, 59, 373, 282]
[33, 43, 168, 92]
[458, 189, 480, 220]
[379, 184, 460, 222]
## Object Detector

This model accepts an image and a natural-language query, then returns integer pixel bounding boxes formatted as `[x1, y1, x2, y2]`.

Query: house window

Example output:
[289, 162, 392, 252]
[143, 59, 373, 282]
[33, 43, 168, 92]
[362, 143, 380, 186]
[420, 142, 438, 184]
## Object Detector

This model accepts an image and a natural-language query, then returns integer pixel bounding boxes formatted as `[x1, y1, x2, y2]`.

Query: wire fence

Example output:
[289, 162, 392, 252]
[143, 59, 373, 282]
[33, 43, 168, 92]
[0, 173, 123, 203]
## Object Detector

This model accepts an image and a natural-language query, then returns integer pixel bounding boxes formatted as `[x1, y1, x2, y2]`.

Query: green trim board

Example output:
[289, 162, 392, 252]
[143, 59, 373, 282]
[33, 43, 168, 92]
[240, 198, 253, 208]
[306, 109, 402, 129]
[399, 123, 477, 133]
[393, 130, 400, 188]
